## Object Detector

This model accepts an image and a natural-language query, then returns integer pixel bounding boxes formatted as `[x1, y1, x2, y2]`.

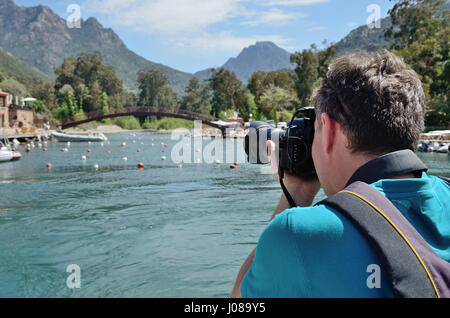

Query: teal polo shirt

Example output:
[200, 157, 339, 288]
[241, 173, 450, 298]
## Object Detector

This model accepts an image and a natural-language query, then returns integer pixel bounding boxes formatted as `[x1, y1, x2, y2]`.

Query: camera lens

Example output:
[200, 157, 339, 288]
[287, 137, 309, 165]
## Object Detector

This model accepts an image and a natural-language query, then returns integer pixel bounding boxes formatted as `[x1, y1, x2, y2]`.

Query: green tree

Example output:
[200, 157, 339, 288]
[235, 91, 266, 122]
[259, 85, 298, 124]
[290, 47, 319, 107]
[180, 77, 212, 115]
[290, 44, 337, 107]
[54, 51, 123, 113]
[100, 92, 109, 114]
[317, 43, 338, 79]
[85, 81, 102, 113]
[386, 0, 449, 127]
[137, 68, 169, 106]
[386, 0, 446, 49]
[209, 68, 243, 117]
[248, 70, 297, 105]
[32, 82, 58, 114]
[57, 87, 77, 119]
[153, 85, 179, 111]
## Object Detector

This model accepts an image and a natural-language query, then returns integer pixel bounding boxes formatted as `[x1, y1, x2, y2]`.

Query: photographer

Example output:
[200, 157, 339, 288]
[231, 50, 450, 298]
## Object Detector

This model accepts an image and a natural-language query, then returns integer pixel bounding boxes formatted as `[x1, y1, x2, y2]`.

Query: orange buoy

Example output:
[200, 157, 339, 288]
[46, 163, 52, 168]
[121, 142, 126, 147]
[87, 149, 92, 153]
[234, 161, 239, 166]
[137, 148, 141, 153]
[137, 162, 144, 168]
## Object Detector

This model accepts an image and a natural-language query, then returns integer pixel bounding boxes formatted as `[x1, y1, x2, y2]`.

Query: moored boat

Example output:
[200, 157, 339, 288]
[51, 132, 107, 142]
[11, 150, 22, 161]
[0, 146, 14, 162]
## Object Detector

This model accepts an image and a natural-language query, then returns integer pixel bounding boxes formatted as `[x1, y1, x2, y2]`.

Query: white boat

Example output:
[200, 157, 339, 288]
[51, 132, 107, 142]
[11, 150, 22, 161]
[0, 146, 13, 162]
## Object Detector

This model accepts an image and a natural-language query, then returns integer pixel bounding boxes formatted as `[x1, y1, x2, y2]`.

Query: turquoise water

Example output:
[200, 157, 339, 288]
[0, 133, 449, 297]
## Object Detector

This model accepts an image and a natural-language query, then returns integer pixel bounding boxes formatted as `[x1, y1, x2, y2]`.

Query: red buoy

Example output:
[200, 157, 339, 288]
[137, 148, 141, 153]
[137, 162, 144, 168]
[121, 143, 126, 147]
[107, 150, 112, 154]
[46, 163, 52, 168]
[234, 161, 239, 166]
[87, 149, 92, 153]
[43, 148, 47, 152]
[26, 148, 31, 152]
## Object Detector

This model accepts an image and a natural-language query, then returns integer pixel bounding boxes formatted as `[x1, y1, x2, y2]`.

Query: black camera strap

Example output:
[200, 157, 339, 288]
[283, 149, 428, 208]
[345, 149, 428, 186]
[279, 168, 298, 208]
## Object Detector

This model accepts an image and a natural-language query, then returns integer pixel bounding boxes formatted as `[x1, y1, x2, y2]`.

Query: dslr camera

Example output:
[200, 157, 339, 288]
[244, 107, 317, 179]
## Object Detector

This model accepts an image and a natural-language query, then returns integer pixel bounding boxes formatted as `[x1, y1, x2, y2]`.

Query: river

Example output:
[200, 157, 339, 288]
[0, 132, 448, 297]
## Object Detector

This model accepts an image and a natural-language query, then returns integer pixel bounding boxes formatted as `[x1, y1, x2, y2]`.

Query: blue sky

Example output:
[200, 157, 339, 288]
[14, 0, 395, 74]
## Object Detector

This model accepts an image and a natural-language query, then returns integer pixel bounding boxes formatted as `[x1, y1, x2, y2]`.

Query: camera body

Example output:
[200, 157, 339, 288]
[244, 107, 317, 178]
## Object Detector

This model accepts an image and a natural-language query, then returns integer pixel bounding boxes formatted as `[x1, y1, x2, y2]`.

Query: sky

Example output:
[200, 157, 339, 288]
[14, 0, 395, 74]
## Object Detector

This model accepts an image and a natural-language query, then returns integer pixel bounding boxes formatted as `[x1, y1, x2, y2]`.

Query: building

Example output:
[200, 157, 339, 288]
[0, 91, 9, 128]
[0, 89, 39, 131]
[8, 104, 34, 129]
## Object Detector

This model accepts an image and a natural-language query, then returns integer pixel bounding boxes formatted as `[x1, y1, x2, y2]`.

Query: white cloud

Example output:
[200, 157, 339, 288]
[241, 8, 305, 26]
[263, 0, 328, 6]
[84, 0, 242, 34]
[83, 0, 296, 55]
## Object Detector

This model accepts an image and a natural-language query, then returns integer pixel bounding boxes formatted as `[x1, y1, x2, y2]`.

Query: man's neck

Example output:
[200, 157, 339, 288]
[388, 173, 420, 180]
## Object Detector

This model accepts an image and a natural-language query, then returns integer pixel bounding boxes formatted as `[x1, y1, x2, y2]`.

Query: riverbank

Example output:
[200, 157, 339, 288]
[66, 125, 247, 138]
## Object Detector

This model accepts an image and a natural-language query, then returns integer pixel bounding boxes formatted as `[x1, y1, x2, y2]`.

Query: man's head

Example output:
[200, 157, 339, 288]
[311, 50, 426, 195]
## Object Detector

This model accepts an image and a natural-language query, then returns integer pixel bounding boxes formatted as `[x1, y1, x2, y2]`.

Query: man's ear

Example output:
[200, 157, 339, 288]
[320, 113, 339, 154]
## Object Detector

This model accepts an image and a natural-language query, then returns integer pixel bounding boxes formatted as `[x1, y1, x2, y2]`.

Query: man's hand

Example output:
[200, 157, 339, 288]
[267, 140, 320, 216]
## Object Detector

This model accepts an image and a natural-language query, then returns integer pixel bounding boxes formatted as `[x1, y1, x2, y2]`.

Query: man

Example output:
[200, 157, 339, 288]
[231, 50, 450, 298]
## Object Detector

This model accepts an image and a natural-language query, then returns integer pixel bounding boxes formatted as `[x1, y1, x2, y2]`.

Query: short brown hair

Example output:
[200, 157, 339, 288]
[312, 50, 425, 154]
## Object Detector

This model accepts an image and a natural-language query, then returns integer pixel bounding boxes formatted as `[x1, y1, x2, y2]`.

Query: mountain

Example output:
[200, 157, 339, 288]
[195, 41, 295, 84]
[194, 27, 392, 84]
[336, 18, 392, 56]
[0, 47, 50, 95]
[0, 0, 192, 95]
[0, 47, 49, 85]
[336, 1, 449, 56]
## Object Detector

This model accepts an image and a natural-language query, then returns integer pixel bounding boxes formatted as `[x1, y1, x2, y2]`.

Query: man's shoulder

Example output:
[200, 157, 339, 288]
[268, 203, 348, 241]
[254, 201, 391, 297]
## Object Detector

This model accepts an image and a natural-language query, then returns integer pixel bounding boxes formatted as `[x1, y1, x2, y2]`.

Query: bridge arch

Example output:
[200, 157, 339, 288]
[59, 106, 228, 135]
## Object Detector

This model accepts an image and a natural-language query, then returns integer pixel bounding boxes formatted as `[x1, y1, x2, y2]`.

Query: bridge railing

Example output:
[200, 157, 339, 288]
[59, 106, 217, 126]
